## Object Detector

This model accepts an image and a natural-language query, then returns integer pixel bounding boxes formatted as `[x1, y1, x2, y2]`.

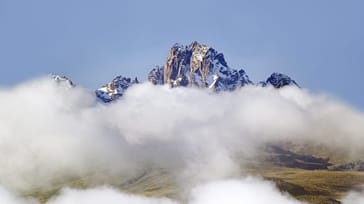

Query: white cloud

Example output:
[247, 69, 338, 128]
[0, 76, 363, 202]
[189, 177, 305, 204]
[46, 187, 178, 204]
[0, 186, 38, 204]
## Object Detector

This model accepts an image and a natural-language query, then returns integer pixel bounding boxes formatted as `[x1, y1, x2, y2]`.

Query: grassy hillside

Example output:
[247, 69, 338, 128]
[25, 168, 364, 204]
[257, 169, 364, 204]
[24, 144, 364, 204]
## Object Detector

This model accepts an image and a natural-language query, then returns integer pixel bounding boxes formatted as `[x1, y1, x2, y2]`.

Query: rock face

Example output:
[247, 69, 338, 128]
[95, 76, 139, 103]
[148, 41, 252, 91]
[260, 73, 299, 88]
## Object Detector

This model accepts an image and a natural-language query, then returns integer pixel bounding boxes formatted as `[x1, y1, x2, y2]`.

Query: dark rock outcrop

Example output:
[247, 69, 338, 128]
[260, 72, 299, 88]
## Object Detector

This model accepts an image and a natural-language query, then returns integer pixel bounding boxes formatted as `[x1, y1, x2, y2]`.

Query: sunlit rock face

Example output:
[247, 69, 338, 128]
[148, 66, 164, 85]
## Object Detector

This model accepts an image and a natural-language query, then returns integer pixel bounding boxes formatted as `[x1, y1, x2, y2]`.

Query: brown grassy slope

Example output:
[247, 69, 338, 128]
[257, 169, 364, 204]
[26, 168, 364, 204]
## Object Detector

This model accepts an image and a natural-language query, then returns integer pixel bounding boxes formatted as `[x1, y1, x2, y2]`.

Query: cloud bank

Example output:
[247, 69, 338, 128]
[46, 187, 177, 204]
[0, 76, 363, 203]
[0, 186, 38, 204]
[188, 177, 304, 204]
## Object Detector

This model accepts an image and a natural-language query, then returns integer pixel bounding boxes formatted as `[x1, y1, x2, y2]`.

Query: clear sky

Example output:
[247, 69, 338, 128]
[0, 0, 363, 109]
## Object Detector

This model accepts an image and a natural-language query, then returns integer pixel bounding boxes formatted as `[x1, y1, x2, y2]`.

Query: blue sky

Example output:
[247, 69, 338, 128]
[0, 0, 363, 109]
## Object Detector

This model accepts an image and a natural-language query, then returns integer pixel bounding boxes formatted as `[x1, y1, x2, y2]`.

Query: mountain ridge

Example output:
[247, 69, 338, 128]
[53, 41, 299, 103]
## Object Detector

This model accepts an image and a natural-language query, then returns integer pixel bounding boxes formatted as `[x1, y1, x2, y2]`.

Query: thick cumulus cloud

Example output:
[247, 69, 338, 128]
[188, 177, 305, 204]
[0, 186, 38, 204]
[0, 185, 177, 204]
[0, 78, 139, 191]
[0, 76, 364, 202]
[46, 187, 178, 204]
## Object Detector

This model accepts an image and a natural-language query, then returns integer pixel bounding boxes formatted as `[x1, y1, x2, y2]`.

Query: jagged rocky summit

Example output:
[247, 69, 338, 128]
[148, 41, 253, 91]
[52, 41, 299, 103]
[95, 76, 139, 103]
[147, 42, 299, 92]
[259, 73, 299, 88]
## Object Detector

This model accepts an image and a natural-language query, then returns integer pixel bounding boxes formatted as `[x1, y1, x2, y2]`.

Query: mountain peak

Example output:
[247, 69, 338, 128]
[149, 41, 252, 90]
[188, 41, 209, 51]
[95, 76, 139, 103]
[51, 74, 75, 88]
[95, 42, 299, 103]
[261, 72, 299, 88]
